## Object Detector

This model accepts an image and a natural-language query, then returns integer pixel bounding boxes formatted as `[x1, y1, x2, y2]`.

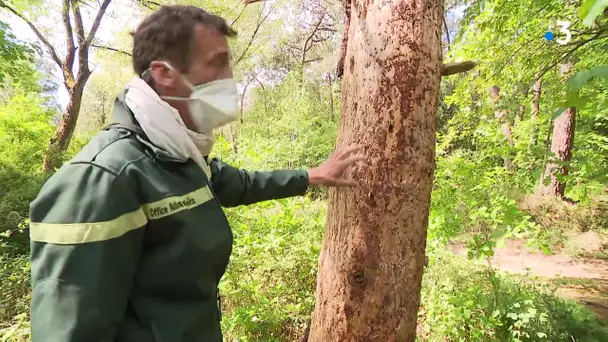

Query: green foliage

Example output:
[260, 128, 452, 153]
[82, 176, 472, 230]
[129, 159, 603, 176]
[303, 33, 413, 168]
[580, 0, 608, 26]
[419, 251, 608, 341]
[1, 0, 608, 340]
[0, 312, 29, 342]
[220, 197, 325, 341]
[214, 72, 338, 173]
[567, 65, 608, 90]
[0, 88, 54, 253]
[429, 150, 535, 247]
[0, 21, 39, 92]
[0, 254, 29, 327]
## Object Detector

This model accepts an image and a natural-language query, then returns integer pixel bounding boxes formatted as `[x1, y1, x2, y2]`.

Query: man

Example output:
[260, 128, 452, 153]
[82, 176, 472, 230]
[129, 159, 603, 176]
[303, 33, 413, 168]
[28, 5, 362, 342]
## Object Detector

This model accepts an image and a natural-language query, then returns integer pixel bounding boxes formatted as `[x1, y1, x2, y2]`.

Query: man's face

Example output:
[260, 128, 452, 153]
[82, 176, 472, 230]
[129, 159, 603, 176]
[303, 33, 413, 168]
[149, 23, 233, 129]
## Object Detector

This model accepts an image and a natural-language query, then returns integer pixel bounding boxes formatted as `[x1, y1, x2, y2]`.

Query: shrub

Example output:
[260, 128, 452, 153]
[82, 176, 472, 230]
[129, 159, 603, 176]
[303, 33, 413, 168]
[220, 197, 325, 341]
[419, 250, 608, 341]
[0, 254, 29, 326]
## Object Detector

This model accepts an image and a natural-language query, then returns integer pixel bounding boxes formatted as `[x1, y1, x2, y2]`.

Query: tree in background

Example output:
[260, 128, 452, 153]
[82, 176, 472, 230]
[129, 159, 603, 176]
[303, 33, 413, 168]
[0, 0, 112, 171]
[308, 0, 443, 340]
[539, 107, 576, 198]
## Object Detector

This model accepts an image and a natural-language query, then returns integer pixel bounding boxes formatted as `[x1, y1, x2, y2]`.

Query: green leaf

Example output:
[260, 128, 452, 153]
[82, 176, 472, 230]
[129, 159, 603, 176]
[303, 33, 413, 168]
[580, 0, 608, 27]
[537, 332, 548, 338]
[567, 65, 608, 90]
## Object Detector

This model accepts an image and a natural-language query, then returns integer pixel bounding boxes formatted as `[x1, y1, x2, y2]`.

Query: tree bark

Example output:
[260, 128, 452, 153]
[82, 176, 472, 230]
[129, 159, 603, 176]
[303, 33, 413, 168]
[42, 77, 89, 171]
[308, 0, 442, 341]
[489, 85, 513, 169]
[538, 107, 576, 198]
[517, 104, 525, 122]
[530, 76, 542, 147]
[328, 72, 335, 120]
[37, 0, 113, 171]
[335, 0, 351, 78]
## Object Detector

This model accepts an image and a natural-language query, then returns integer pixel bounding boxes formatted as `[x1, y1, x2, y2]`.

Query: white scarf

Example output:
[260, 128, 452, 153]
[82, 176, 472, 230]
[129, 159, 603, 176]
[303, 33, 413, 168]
[124, 77, 213, 179]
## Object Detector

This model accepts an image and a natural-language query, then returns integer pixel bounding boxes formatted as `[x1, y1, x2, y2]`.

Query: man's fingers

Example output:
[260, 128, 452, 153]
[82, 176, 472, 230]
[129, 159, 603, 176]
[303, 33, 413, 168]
[333, 178, 359, 187]
[339, 154, 365, 168]
[335, 144, 361, 160]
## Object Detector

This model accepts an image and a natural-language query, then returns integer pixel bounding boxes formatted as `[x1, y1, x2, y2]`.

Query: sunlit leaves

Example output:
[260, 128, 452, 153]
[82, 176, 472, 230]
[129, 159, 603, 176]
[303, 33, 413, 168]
[567, 64, 608, 90]
[580, 0, 608, 26]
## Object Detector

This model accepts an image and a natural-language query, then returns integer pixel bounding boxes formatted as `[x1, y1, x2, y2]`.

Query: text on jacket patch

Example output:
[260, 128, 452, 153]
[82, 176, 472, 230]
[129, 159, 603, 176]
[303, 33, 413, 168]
[148, 197, 197, 219]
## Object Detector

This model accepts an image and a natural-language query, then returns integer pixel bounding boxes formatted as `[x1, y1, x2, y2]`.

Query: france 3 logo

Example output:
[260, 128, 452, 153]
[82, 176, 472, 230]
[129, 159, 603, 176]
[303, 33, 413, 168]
[544, 21, 572, 45]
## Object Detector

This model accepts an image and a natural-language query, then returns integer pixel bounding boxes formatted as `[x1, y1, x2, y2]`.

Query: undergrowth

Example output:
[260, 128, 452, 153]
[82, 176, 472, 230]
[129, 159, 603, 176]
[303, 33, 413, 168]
[4, 198, 606, 342]
[419, 250, 608, 342]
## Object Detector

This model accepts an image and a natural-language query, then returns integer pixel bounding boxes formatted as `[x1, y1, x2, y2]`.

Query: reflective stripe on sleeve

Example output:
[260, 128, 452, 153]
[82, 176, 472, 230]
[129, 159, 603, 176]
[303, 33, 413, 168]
[30, 208, 148, 245]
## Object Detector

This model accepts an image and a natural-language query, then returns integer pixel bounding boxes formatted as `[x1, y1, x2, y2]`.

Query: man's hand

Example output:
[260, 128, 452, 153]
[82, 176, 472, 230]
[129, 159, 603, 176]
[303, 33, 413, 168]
[307, 145, 364, 187]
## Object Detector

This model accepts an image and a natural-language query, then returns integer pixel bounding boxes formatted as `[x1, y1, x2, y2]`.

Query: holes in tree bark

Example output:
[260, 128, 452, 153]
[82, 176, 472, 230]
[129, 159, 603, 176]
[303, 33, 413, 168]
[354, 271, 364, 283]
[388, 123, 394, 133]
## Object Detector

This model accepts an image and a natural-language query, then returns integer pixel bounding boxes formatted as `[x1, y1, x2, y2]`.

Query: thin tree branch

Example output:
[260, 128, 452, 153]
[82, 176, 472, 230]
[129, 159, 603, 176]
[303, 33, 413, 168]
[443, 15, 450, 50]
[74, 0, 111, 78]
[70, 0, 86, 45]
[85, 0, 112, 47]
[441, 61, 477, 76]
[302, 12, 325, 66]
[231, 4, 247, 26]
[0, 0, 62, 68]
[243, 0, 265, 5]
[136, 0, 160, 10]
[233, 4, 273, 66]
[91, 44, 131, 56]
[62, 0, 76, 71]
[252, 73, 265, 90]
[304, 57, 323, 64]
[285, 43, 304, 51]
[317, 27, 337, 33]
[70, 0, 89, 77]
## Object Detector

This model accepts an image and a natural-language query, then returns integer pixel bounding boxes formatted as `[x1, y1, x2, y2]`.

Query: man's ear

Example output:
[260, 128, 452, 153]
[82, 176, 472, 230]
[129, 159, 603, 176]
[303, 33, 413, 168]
[149, 61, 178, 88]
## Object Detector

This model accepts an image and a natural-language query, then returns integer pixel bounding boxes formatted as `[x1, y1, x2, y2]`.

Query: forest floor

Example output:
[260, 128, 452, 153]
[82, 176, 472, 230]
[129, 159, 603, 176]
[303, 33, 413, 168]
[450, 234, 608, 322]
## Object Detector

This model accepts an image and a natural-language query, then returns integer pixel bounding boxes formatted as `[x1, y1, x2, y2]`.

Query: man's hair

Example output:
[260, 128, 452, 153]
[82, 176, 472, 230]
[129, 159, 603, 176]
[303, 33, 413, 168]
[131, 5, 237, 77]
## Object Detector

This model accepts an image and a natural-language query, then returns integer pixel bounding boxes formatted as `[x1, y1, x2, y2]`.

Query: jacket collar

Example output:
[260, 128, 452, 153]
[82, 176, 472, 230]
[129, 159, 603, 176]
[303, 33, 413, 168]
[109, 90, 190, 163]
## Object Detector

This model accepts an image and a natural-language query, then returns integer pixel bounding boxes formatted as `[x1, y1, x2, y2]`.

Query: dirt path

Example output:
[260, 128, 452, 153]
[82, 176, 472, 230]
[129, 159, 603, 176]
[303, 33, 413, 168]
[450, 239, 608, 321]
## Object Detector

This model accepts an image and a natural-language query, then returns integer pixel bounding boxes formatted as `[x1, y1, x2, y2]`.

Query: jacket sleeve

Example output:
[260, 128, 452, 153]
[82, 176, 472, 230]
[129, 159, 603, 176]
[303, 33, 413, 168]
[29, 163, 146, 342]
[209, 158, 309, 207]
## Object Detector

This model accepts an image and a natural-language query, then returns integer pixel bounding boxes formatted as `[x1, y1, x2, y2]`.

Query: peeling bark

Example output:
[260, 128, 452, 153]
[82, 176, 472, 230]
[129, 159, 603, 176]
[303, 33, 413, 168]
[539, 107, 576, 198]
[308, 0, 443, 340]
[336, 0, 351, 78]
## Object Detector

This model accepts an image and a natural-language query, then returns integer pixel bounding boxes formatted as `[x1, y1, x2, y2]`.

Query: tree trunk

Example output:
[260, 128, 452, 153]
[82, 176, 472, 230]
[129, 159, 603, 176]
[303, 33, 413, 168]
[308, 0, 442, 340]
[538, 107, 576, 197]
[517, 104, 525, 122]
[530, 77, 542, 147]
[328, 73, 335, 120]
[42, 79, 88, 171]
[335, 0, 351, 78]
[489, 85, 513, 169]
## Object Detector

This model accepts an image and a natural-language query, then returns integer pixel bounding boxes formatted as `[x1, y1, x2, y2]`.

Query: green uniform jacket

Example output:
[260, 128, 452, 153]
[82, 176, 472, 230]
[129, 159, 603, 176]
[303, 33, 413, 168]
[29, 92, 309, 342]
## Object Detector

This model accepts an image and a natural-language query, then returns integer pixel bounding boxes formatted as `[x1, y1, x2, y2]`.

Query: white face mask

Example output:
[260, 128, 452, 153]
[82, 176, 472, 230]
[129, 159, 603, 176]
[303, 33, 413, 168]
[160, 62, 239, 133]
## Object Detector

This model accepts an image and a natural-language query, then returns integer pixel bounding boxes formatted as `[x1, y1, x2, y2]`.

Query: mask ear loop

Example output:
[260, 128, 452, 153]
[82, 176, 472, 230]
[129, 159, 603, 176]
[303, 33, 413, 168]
[140, 62, 195, 91]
